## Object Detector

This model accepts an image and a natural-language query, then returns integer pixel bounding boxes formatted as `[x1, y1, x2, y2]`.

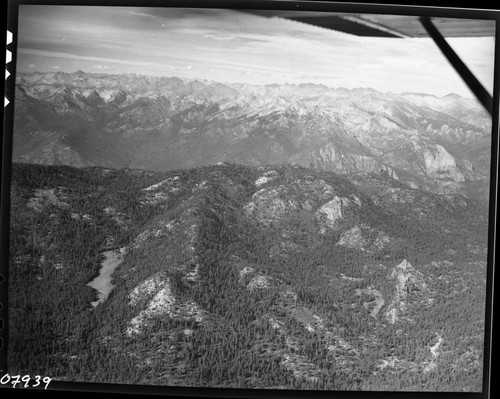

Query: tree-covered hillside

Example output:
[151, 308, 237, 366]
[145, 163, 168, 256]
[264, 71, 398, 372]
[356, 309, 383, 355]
[8, 162, 489, 391]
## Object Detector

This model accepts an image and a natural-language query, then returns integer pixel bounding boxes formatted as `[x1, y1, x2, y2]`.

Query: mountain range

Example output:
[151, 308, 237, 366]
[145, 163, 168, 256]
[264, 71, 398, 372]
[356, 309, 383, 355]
[7, 70, 492, 391]
[13, 71, 492, 200]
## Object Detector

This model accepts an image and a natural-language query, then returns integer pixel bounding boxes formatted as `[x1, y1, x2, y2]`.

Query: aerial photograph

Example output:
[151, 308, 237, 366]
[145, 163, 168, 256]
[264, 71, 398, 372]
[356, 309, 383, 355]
[7, 4, 495, 392]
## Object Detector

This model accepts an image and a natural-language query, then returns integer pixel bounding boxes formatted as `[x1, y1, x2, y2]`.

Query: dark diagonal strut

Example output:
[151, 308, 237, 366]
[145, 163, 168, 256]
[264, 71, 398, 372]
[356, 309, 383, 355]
[420, 16, 493, 115]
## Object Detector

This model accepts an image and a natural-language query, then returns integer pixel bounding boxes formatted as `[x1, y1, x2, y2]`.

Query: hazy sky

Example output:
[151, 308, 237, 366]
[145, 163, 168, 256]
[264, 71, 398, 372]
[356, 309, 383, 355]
[17, 6, 495, 97]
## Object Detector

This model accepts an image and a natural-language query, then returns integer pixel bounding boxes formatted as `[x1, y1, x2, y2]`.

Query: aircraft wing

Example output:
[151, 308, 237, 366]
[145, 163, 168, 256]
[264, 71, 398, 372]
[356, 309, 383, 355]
[245, 10, 496, 114]
[245, 11, 495, 38]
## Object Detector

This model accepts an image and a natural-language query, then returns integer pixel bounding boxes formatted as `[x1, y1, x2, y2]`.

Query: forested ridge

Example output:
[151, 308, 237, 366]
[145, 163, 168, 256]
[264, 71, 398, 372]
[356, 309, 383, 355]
[8, 162, 488, 391]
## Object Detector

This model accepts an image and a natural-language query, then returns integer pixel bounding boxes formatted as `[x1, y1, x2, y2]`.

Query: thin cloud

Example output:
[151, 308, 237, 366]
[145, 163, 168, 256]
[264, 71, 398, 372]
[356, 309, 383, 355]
[18, 48, 168, 70]
[15, 6, 495, 97]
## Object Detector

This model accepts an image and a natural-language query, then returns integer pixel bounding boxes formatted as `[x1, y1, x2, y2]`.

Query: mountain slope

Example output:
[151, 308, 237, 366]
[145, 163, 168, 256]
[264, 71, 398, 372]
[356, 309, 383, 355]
[8, 162, 488, 391]
[13, 71, 492, 200]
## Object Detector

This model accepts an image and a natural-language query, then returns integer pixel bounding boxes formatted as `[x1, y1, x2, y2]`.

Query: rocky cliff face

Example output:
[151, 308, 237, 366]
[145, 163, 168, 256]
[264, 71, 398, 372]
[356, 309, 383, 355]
[13, 71, 492, 200]
[385, 259, 434, 324]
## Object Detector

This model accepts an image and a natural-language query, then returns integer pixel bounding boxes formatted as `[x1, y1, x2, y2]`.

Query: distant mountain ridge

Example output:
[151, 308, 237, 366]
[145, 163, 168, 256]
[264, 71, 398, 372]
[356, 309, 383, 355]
[13, 71, 492, 200]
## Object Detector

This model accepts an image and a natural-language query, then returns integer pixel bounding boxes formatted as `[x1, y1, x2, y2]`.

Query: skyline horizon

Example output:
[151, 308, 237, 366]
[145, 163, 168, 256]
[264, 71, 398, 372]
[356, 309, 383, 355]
[16, 6, 495, 99]
[16, 68, 482, 100]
